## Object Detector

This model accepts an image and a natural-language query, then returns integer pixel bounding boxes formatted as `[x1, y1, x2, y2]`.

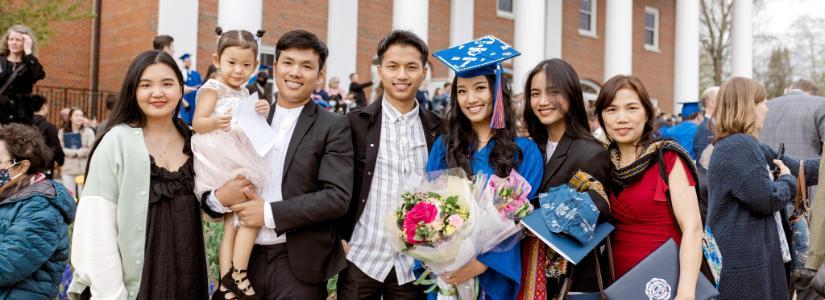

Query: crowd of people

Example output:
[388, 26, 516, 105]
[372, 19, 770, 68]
[3, 21, 825, 300]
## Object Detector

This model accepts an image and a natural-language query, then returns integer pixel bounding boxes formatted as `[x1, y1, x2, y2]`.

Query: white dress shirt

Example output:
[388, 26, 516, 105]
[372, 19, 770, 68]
[207, 103, 304, 245]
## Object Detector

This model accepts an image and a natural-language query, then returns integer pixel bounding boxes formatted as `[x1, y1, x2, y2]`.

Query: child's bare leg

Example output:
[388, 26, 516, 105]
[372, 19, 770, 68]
[231, 225, 260, 296]
[218, 214, 237, 298]
[219, 214, 236, 276]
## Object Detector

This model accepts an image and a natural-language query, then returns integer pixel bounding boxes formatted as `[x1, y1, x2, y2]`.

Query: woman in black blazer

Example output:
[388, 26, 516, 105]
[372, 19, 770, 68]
[518, 59, 613, 299]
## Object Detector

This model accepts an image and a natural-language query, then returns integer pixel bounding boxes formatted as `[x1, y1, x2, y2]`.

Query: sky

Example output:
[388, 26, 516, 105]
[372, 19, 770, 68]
[756, 0, 825, 36]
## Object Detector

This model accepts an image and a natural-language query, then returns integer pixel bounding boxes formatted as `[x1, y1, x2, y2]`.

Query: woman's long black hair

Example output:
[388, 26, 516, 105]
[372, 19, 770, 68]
[84, 50, 189, 177]
[443, 73, 521, 178]
[523, 59, 595, 155]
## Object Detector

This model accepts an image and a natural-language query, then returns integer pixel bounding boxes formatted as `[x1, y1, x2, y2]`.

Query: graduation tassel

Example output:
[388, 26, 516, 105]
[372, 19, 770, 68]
[489, 64, 506, 129]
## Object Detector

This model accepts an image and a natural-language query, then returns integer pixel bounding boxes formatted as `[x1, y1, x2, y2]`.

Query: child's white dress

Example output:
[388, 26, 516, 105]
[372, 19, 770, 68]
[192, 79, 270, 198]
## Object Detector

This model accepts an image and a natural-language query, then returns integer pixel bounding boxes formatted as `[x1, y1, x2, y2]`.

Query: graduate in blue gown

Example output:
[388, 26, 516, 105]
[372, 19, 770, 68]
[419, 36, 544, 300]
[178, 53, 202, 125]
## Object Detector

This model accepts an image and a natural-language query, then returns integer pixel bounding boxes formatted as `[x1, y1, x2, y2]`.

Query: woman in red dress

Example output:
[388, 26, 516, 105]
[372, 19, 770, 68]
[593, 75, 704, 300]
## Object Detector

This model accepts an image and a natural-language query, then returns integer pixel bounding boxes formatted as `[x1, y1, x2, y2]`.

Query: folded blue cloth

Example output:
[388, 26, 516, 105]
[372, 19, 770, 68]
[539, 185, 600, 244]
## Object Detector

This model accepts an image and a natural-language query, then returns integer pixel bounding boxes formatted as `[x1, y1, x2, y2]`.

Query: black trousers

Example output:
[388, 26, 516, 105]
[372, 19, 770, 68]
[336, 260, 426, 300]
[247, 244, 326, 300]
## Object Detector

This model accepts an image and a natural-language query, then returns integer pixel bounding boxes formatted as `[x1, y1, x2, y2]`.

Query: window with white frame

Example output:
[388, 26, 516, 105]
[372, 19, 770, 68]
[579, 0, 597, 36]
[497, 0, 514, 19]
[644, 7, 660, 51]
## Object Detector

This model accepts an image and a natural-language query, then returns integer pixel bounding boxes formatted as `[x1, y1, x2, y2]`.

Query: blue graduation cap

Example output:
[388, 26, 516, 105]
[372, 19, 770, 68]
[178, 53, 191, 61]
[433, 35, 520, 129]
[679, 101, 701, 118]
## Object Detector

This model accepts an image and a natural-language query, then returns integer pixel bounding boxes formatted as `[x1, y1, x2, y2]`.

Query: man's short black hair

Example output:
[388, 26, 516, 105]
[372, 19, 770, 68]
[376, 30, 428, 67]
[152, 35, 174, 51]
[275, 30, 329, 71]
[31, 95, 47, 112]
[684, 112, 700, 121]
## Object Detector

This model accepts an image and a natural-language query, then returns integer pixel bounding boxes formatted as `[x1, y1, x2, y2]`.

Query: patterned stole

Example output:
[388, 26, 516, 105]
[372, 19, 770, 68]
[518, 237, 547, 300]
[609, 139, 696, 190]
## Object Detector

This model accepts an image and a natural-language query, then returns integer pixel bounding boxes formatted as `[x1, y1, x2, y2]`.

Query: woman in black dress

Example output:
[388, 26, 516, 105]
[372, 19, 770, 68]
[69, 50, 208, 299]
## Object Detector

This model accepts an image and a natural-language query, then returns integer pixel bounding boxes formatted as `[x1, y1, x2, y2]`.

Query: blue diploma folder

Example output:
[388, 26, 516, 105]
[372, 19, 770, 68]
[63, 132, 81, 149]
[521, 209, 614, 265]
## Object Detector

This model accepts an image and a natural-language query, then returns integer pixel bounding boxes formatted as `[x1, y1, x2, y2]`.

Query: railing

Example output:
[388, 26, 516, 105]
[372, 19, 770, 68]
[33, 86, 118, 127]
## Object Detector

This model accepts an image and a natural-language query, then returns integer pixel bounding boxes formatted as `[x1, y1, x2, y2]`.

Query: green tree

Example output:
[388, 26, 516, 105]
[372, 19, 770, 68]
[0, 0, 93, 45]
[763, 47, 793, 99]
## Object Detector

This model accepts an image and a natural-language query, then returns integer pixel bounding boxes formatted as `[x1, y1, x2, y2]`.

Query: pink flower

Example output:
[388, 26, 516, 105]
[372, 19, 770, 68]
[504, 204, 516, 213]
[407, 202, 438, 224]
[403, 221, 419, 244]
[448, 214, 465, 230]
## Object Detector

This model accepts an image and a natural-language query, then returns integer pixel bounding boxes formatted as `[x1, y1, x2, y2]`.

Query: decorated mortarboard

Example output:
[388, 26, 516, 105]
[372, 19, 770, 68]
[679, 101, 701, 118]
[178, 53, 192, 61]
[433, 35, 520, 129]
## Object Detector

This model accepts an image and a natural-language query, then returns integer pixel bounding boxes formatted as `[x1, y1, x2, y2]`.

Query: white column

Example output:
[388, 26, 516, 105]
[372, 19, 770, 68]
[158, 0, 199, 67]
[673, 0, 700, 107]
[327, 0, 359, 90]
[731, 0, 753, 78]
[545, 0, 562, 59]
[218, 0, 262, 34]
[513, 0, 546, 94]
[450, 0, 474, 46]
[393, 0, 429, 42]
[604, 0, 633, 80]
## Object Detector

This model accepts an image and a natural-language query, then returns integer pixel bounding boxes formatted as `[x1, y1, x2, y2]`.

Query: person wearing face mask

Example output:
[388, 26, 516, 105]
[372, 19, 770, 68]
[0, 123, 76, 299]
[708, 77, 820, 299]
[247, 65, 275, 104]
[593, 75, 703, 300]
[0, 25, 46, 125]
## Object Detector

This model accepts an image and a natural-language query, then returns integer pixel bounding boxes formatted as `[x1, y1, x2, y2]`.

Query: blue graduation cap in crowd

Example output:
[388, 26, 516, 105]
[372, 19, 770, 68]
[679, 101, 701, 117]
[178, 53, 191, 61]
[433, 35, 520, 129]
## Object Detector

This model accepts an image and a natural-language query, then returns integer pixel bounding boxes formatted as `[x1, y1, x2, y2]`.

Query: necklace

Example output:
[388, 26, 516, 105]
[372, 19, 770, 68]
[145, 135, 177, 160]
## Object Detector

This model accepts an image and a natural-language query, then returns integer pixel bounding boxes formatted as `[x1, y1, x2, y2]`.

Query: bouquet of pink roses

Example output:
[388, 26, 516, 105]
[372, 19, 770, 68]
[388, 169, 478, 299]
[396, 191, 470, 249]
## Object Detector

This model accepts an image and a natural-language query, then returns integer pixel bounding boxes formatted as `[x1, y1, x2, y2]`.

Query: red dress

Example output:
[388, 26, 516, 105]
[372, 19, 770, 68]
[610, 151, 696, 278]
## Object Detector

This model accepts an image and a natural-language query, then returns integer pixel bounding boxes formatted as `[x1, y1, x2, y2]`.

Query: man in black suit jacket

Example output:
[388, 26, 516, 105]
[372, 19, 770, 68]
[203, 30, 352, 299]
[348, 73, 372, 108]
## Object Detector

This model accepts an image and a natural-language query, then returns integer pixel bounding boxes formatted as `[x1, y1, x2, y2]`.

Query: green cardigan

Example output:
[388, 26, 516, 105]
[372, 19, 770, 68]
[69, 124, 151, 299]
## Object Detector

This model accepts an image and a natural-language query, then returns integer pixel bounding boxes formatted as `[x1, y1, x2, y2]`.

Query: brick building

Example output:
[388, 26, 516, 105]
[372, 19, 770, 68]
[34, 0, 740, 116]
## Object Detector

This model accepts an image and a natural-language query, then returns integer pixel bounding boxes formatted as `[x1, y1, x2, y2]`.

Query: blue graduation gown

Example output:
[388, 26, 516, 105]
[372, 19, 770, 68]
[180, 69, 202, 125]
[661, 121, 699, 160]
[419, 136, 543, 300]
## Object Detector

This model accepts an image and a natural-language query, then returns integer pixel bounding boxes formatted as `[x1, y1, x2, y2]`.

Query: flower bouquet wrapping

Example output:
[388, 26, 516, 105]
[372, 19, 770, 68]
[387, 169, 478, 299]
[388, 169, 534, 299]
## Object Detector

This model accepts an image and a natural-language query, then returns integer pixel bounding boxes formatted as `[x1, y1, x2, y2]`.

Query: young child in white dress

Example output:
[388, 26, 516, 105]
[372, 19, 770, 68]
[192, 27, 269, 300]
